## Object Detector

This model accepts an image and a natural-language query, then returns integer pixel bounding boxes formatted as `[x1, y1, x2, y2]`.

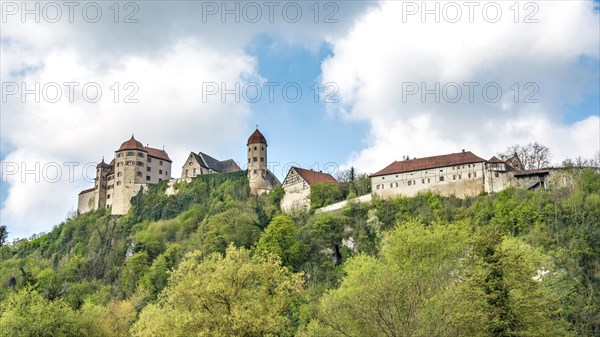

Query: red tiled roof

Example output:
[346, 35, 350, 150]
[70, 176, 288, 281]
[118, 136, 145, 151]
[145, 147, 171, 162]
[487, 156, 505, 163]
[247, 129, 267, 145]
[78, 187, 95, 195]
[293, 167, 338, 186]
[371, 151, 486, 177]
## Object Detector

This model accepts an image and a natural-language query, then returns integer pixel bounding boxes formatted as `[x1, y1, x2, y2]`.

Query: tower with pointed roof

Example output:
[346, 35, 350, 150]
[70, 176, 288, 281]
[247, 128, 270, 194]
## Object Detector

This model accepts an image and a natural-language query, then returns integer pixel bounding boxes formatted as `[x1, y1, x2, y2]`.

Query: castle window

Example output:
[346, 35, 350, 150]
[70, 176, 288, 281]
[248, 158, 251, 163]
[117, 162, 123, 167]
[494, 172, 499, 177]
[138, 152, 144, 157]
[254, 146, 257, 150]
[126, 161, 135, 166]
[453, 175, 456, 180]
[117, 172, 122, 177]
[260, 157, 264, 162]
[165, 171, 168, 176]
[137, 172, 142, 177]
[253, 157, 257, 162]
[117, 181, 122, 186]
[159, 169, 163, 174]
[408, 180, 412, 186]
[147, 157, 152, 163]
[421, 178, 425, 184]
[159, 161, 163, 166]
[185, 170, 189, 178]
[147, 167, 151, 172]
[473, 172, 477, 177]
[261, 147, 264, 151]
[193, 168, 197, 176]
[107, 194, 111, 199]
[117, 153, 123, 158]
[439, 176, 444, 182]
[137, 161, 143, 166]
[390, 183, 393, 188]
[189, 161, 192, 166]
[253, 170, 257, 174]
[458, 174, 462, 179]
[127, 151, 134, 156]
[468, 173, 471, 178]
[146, 176, 150, 181]
[248, 148, 251, 152]
[159, 179, 162, 182]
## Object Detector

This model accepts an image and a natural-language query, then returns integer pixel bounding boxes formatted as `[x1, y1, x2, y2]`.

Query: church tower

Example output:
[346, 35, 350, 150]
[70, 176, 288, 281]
[247, 127, 268, 194]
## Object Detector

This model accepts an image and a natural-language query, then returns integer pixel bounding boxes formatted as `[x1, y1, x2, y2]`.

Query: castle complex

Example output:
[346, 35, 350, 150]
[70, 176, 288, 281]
[78, 129, 571, 216]
[77, 128, 279, 215]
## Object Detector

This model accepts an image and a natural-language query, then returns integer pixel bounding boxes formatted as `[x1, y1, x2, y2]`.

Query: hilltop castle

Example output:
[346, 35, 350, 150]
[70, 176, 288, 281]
[77, 136, 172, 215]
[78, 128, 280, 215]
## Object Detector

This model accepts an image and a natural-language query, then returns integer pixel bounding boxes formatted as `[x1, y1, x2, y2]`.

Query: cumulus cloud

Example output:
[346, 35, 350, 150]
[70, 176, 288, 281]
[1, 1, 376, 238]
[322, 1, 600, 172]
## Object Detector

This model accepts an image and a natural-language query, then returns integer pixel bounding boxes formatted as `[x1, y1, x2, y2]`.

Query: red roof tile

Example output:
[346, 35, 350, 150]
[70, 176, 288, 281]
[293, 167, 338, 186]
[118, 135, 145, 151]
[371, 151, 486, 177]
[487, 156, 505, 163]
[145, 147, 171, 162]
[247, 128, 267, 145]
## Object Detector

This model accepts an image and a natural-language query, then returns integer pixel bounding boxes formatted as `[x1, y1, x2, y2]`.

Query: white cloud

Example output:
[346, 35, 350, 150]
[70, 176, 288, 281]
[1, 39, 259, 238]
[0, 2, 377, 238]
[322, 1, 599, 173]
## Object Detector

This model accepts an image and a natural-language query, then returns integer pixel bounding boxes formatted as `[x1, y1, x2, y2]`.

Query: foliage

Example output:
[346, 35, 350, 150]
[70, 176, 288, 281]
[0, 170, 598, 336]
[310, 182, 342, 209]
[254, 215, 306, 270]
[131, 245, 304, 337]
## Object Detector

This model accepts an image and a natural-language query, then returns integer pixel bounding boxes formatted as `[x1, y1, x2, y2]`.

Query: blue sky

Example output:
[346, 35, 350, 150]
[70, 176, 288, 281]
[239, 34, 369, 178]
[1, 0, 598, 239]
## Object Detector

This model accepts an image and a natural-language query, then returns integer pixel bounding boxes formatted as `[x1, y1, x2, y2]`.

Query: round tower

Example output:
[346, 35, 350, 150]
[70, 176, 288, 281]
[94, 157, 111, 209]
[247, 128, 268, 194]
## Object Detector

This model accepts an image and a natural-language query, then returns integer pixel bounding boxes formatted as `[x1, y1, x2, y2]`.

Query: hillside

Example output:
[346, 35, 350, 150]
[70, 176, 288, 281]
[0, 169, 599, 337]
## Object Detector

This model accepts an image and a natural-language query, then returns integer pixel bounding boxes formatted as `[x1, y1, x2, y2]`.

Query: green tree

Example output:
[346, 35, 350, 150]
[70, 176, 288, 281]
[0, 287, 82, 337]
[131, 245, 304, 337]
[120, 251, 150, 298]
[0, 225, 7, 246]
[311, 213, 350, 266]
[456, 226, 572, 337]
[310, 182, 341, 209]
[269, 184, 285, 210]
[305, 220, 469, 337]
[254, 215, 305, 269]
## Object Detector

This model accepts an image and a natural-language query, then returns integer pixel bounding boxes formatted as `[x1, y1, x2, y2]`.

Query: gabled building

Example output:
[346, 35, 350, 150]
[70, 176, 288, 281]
[371, 150, 487, 198]
[281, 167, 338, 211]
[77, 135, 172, 215]
[181, 151, 241, 179]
